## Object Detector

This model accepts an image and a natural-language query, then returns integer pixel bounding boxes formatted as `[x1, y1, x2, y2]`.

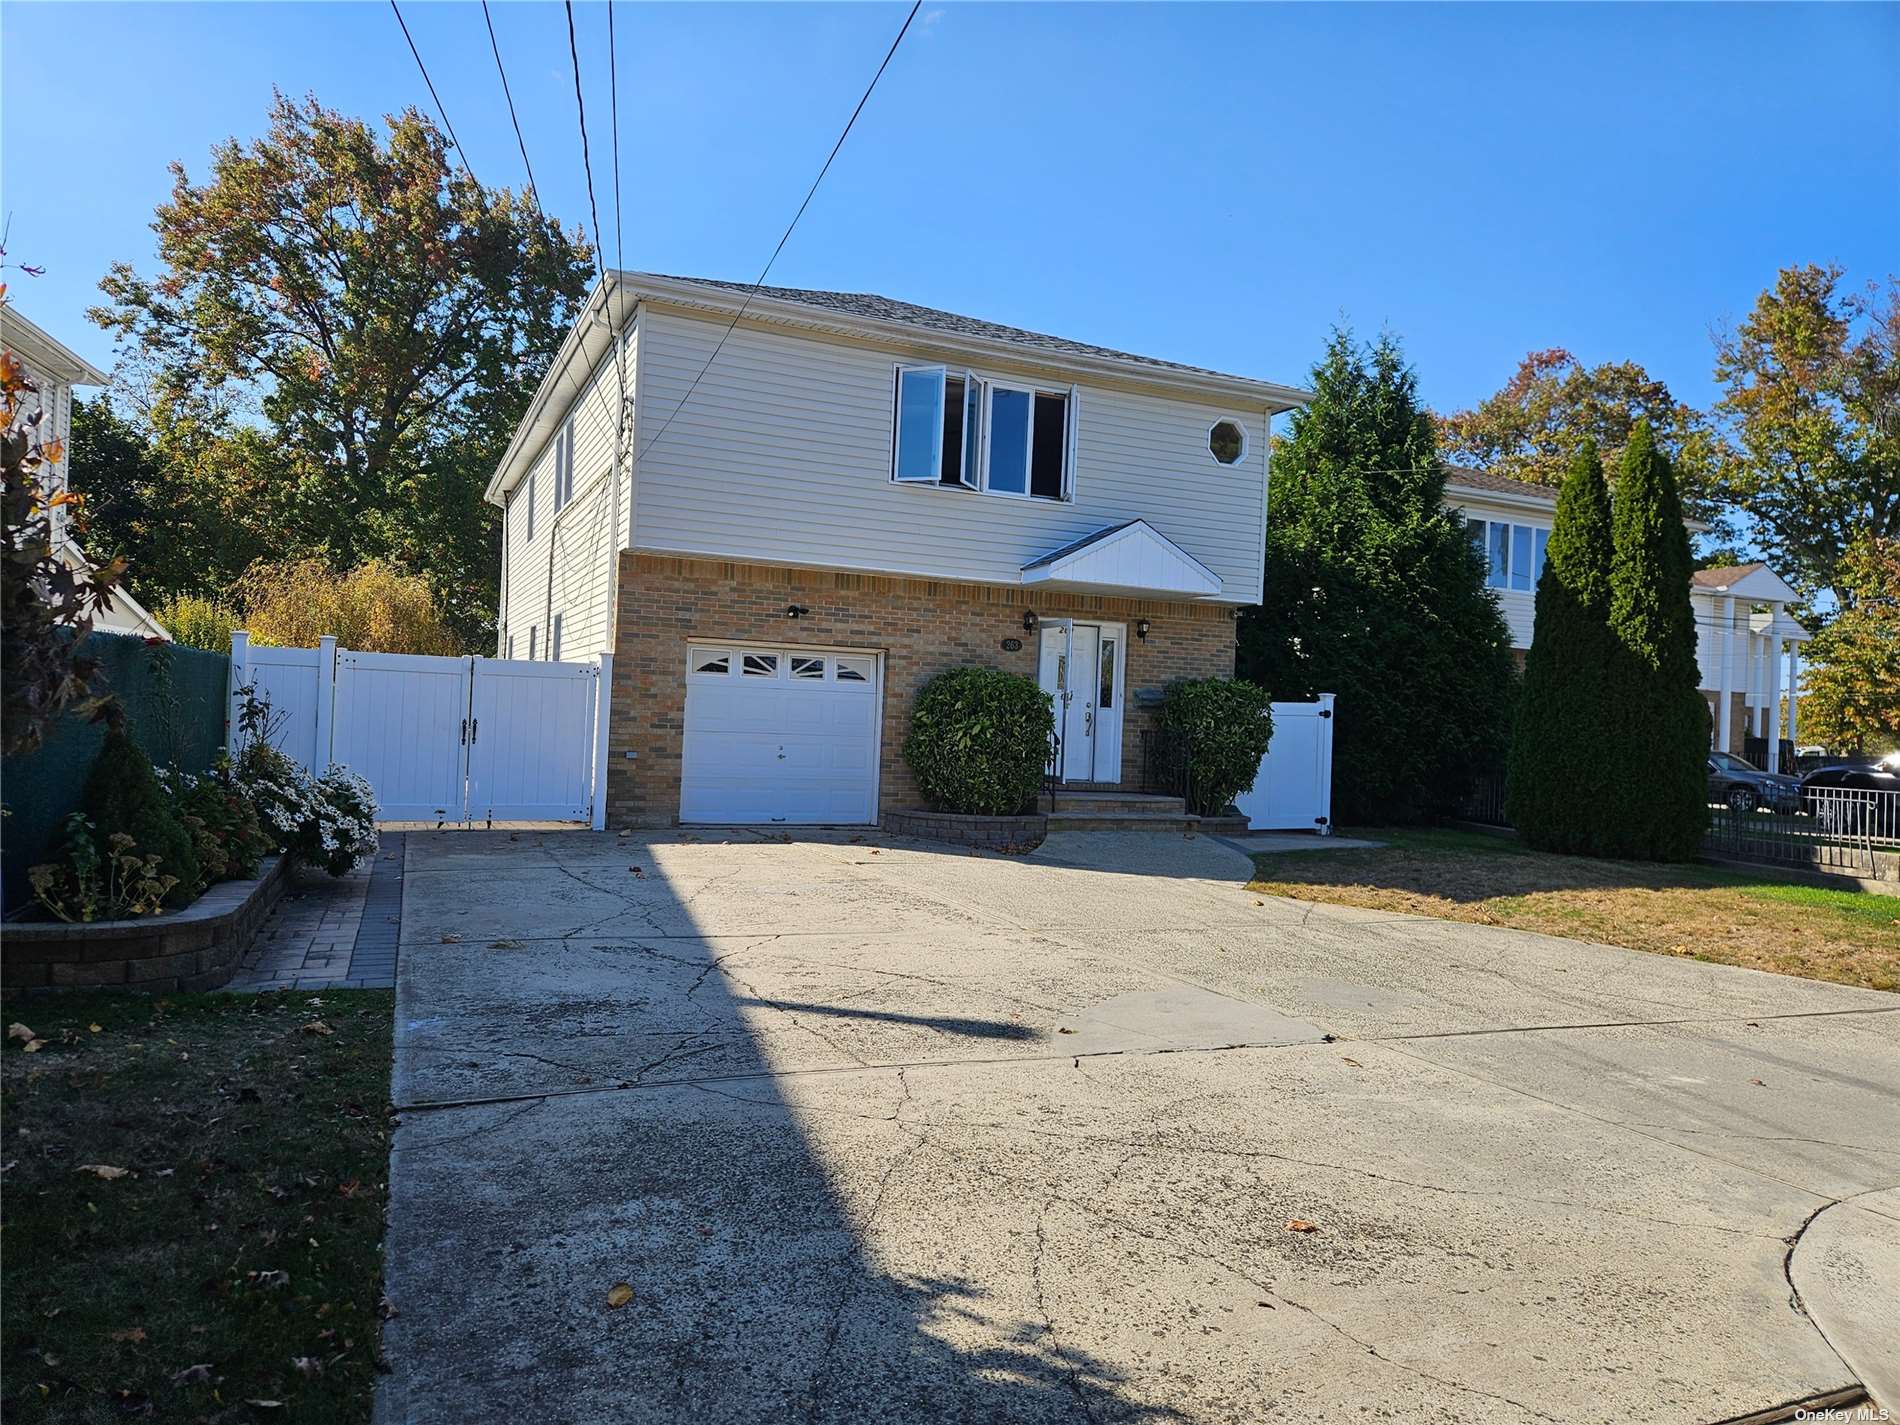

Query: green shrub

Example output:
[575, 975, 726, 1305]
[904, 667, 1054, 815]
[1507, 441, 1621, 853]
[155, 594, 243, 652]
[83, 728, 200, 906]
[1159, 677, 1275, 816]
[159, 761, 275, 886]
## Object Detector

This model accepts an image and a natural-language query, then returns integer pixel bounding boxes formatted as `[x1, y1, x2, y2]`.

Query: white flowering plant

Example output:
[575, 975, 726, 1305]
[231, 682, 379, 876]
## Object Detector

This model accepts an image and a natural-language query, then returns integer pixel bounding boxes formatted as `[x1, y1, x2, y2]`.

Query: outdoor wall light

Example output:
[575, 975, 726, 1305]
[786, 604, 810, 620]
[1022, 610, 1039, 633]
[1136, 618, 1151, 640]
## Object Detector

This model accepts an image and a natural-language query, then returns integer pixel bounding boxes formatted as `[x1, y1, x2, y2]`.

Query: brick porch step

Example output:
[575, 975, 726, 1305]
[1043, 790, 1188, 816]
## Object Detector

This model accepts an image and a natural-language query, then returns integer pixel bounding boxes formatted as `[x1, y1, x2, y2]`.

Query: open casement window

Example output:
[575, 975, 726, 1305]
[892, 365, 979, 489]
[984, 382, 1077, 500]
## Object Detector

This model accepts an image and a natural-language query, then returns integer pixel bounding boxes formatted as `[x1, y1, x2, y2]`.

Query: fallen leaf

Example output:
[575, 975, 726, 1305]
[88, 1023, 102, 1034]
[290, 1356, 322, 1378]
[110, 1327, 147, 1343]
[628, 866, 646, 878]
[868, 848, 880, 856]
[1056, 1027, 1076, 1035]
[1341, 1057, 1363, 1068]
[1749, 1078, 1766, 1087]
[439, 934, 462, 944]
[170, 1363, 214, 1387]
[22, 1039, 45, 1053]
[606, 1282, 634, 1309]
[78, 1164, 131, 1180]
[300, 1022, 335, 1037]
[249, 1270, 290, 1290]
[245, 1400, 285, 1409]
[7, 1022, 35, 1043]
[1253, 900, 1264, 906]
[336, 1179, 361, 1199]
[1286, 1218, 1321, 1234]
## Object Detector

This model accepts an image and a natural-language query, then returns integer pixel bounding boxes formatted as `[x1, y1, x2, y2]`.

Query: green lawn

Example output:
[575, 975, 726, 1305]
[3, 989, 394, 1424]
[1248, 827, 1900, 991]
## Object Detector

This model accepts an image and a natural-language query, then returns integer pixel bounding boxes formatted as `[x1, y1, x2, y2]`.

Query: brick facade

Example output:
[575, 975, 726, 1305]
[606, 552, 1237, 827]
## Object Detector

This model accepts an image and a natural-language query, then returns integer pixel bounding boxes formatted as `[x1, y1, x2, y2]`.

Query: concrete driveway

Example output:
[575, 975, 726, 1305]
[377, 828, 1900, 1424]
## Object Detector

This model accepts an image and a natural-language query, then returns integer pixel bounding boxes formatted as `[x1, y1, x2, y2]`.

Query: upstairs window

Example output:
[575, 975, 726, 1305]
[552, 424, 575, 512]
[1467, 516, 1550, 592]
[892, 363, 1074, 501]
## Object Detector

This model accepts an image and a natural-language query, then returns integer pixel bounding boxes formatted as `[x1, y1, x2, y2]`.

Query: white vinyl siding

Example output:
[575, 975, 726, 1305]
[500, 320, 637, 661]
[630, 308, 1268, 601]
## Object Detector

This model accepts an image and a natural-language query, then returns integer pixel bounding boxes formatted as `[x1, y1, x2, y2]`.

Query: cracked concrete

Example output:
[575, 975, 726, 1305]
[377, 828, 1900, 1424]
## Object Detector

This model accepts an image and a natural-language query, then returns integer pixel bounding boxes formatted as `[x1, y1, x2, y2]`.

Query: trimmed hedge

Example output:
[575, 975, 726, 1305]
[904, 667, 1054, 816]
[1160, 677, 1275, 816]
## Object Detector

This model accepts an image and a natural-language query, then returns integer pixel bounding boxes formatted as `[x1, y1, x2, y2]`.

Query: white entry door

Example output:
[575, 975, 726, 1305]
[1038, 621, 1123, 783]
[680, 645, 882, 824]
[330, 651, 472, 820]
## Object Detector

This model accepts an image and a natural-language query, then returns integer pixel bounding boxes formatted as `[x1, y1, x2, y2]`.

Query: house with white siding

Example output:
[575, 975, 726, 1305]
[486, 273, 1308, 827]
[1445, 469, 1811, 770]
[0, 306, 170, 641]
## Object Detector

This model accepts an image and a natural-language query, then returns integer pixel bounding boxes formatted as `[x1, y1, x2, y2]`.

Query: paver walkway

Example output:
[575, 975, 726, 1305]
[227, 832, 404, 990]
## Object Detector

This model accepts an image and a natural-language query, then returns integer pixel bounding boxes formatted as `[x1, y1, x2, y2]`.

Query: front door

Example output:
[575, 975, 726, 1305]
[1039, 622, 1118, 782]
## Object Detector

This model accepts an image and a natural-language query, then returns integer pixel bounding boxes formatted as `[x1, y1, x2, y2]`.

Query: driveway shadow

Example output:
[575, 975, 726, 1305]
[380, 829, 1187, 1424]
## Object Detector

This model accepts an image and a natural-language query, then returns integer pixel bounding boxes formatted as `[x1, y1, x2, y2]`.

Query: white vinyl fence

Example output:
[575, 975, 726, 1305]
[229, 633, 612, 828]
[1233, 694, 1337, 834]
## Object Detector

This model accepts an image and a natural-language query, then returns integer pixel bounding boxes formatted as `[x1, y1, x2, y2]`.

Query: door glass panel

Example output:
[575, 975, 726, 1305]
[988, 388, 1031, 494]
[742, 653, 779, 677]
[692, 649, 731, 675]
[790, 656, 825, 680]
[1099, 638, 1115, 710]
[834, 656, 872, 683]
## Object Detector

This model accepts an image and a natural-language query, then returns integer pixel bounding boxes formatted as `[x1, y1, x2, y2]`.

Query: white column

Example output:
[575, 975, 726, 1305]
[1766, 629, 1783, 772]
[1716, 596, 1734, 755]
[590, 652, 614, 832]
[1786, 643, 1800, 749]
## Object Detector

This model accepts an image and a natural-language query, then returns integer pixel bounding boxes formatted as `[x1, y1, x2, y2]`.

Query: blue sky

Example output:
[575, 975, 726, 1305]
[3, 2, 1894, 420]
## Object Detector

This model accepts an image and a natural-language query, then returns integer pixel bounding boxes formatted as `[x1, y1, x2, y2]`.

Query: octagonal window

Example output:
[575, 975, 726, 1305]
[1208, 419, 1246, 466]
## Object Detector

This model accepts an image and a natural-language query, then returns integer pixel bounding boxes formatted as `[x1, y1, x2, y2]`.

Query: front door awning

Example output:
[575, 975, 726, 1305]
[1020, 520, 1223, 599]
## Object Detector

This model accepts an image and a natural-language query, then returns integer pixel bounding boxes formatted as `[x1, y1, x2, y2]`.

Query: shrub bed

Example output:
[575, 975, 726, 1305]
[1160, 678, 1276, 817]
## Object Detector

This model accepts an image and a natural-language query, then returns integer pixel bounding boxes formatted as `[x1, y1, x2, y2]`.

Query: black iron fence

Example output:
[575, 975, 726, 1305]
[1705, 786, 1898, 878]
[1458, 769, 1511, 828]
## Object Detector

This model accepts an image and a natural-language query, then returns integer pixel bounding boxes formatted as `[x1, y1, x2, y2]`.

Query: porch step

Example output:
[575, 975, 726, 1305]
[1045, 810, 1197, 833]
[1044, 790, 1188, 816]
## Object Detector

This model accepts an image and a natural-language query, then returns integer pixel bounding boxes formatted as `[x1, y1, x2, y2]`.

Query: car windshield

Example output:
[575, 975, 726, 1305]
[1712, 753, 1760, 773]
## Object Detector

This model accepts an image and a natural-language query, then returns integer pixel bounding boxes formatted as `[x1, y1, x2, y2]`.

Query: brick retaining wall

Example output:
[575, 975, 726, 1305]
[2, 856, 291, 993]
[881, 808, 1048, 851]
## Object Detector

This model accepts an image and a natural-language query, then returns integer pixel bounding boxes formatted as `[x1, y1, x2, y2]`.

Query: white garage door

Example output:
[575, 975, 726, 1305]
[680, 644, 882, 824]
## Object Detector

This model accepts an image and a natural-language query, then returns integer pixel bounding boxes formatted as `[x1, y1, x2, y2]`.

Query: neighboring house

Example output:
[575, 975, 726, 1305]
[0, 306, 170, 642]
[1445, 470, 1810, 770]
[487, 272, 1308, 826]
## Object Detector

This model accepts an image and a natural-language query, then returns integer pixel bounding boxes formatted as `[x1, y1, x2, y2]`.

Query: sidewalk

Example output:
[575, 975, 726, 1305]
[226, 832, 404, 990]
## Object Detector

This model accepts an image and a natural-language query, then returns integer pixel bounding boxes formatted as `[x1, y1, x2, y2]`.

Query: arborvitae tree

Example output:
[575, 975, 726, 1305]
[1506, 441, 1620, 852]
[1239, 327, 1516, 823]
[1600, 421, 1710, 859]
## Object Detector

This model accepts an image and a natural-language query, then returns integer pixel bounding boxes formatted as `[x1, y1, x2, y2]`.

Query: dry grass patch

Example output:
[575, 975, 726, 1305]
[1248, 828, 1900, 991]
[2, 989, 393, 1424]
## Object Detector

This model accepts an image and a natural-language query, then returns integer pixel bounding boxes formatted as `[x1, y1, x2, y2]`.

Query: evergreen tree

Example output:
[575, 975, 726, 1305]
[1239, 328, 1516, 823]
[1506, 441, 1619, 851]
[1601, 421, 1710, 859]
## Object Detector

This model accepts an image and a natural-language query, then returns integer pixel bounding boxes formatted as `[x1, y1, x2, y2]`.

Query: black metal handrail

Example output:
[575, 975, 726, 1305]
[1138, 726, 1190, 801]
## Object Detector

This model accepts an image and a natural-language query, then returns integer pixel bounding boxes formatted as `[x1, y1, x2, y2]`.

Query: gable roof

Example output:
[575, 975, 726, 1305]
[1689, 562, 1801, 603]
[1020, 519, 1222, 599]
[1443, 467, 1559, 501]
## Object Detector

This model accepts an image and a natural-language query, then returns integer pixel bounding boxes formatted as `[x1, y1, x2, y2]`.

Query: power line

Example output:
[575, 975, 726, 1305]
[636, 0, 923, 463]
[389, 1, 476, 179]
[480, 0, 542, 216]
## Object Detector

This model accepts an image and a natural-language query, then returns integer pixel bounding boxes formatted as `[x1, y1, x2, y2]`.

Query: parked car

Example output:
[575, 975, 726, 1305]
[1706, 751, 1800, 813]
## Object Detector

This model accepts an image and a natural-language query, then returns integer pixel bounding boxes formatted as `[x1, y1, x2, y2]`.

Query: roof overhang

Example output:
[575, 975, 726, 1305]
[1443, 479, 1559, 516]
[1693, 564, 1802, 604]
[0, 307, 108, 386]
[1020, 520, 1222, 599]
[1749, 609, 1812, 643]
[484, 275, 639, 505]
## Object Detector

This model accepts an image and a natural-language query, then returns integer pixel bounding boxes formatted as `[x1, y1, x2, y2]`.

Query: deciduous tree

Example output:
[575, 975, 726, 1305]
[90, 92, 593, 644]
[1799, 535, 1900, 754]
[1713, 264, 1899, 606]
[1439, 348, 1730, 533]
[1239, 327, 1516, 823]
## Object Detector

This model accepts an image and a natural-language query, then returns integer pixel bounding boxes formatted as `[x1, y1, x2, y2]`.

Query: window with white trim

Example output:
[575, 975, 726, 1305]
[521, 473, 536, 543]
[1208, 420, 1246, 466]
[834, 655, 873, 683]
[692, 648, 731, 675]
[552, 423, 575, 512]
[742, 652, 779, 678]
[1465, 515, 1550, 593]
[892, 364, 1074, 501]
[527, 625, 537, 660]
[790, 655, 826, 680]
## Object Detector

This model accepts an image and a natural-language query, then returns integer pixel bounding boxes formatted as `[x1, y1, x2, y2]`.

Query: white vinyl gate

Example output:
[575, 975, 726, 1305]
[229, 633, 611, 827]
[1233, 694, 1337, 833]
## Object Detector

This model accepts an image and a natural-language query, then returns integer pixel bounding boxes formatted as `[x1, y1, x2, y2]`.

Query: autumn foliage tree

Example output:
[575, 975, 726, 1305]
[1800, 535, 1900, 755]
[1438, 348, 1730, 532]
[89, 92, 594, 643]
[237, 558, 460, 656]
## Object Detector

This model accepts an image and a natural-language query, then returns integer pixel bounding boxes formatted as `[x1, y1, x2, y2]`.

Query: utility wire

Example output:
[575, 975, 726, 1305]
[390, 1, 476, 179]
[563, 0, 631, 457]
[636, 0, 923, 462]
[481, 0, 542, 216]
